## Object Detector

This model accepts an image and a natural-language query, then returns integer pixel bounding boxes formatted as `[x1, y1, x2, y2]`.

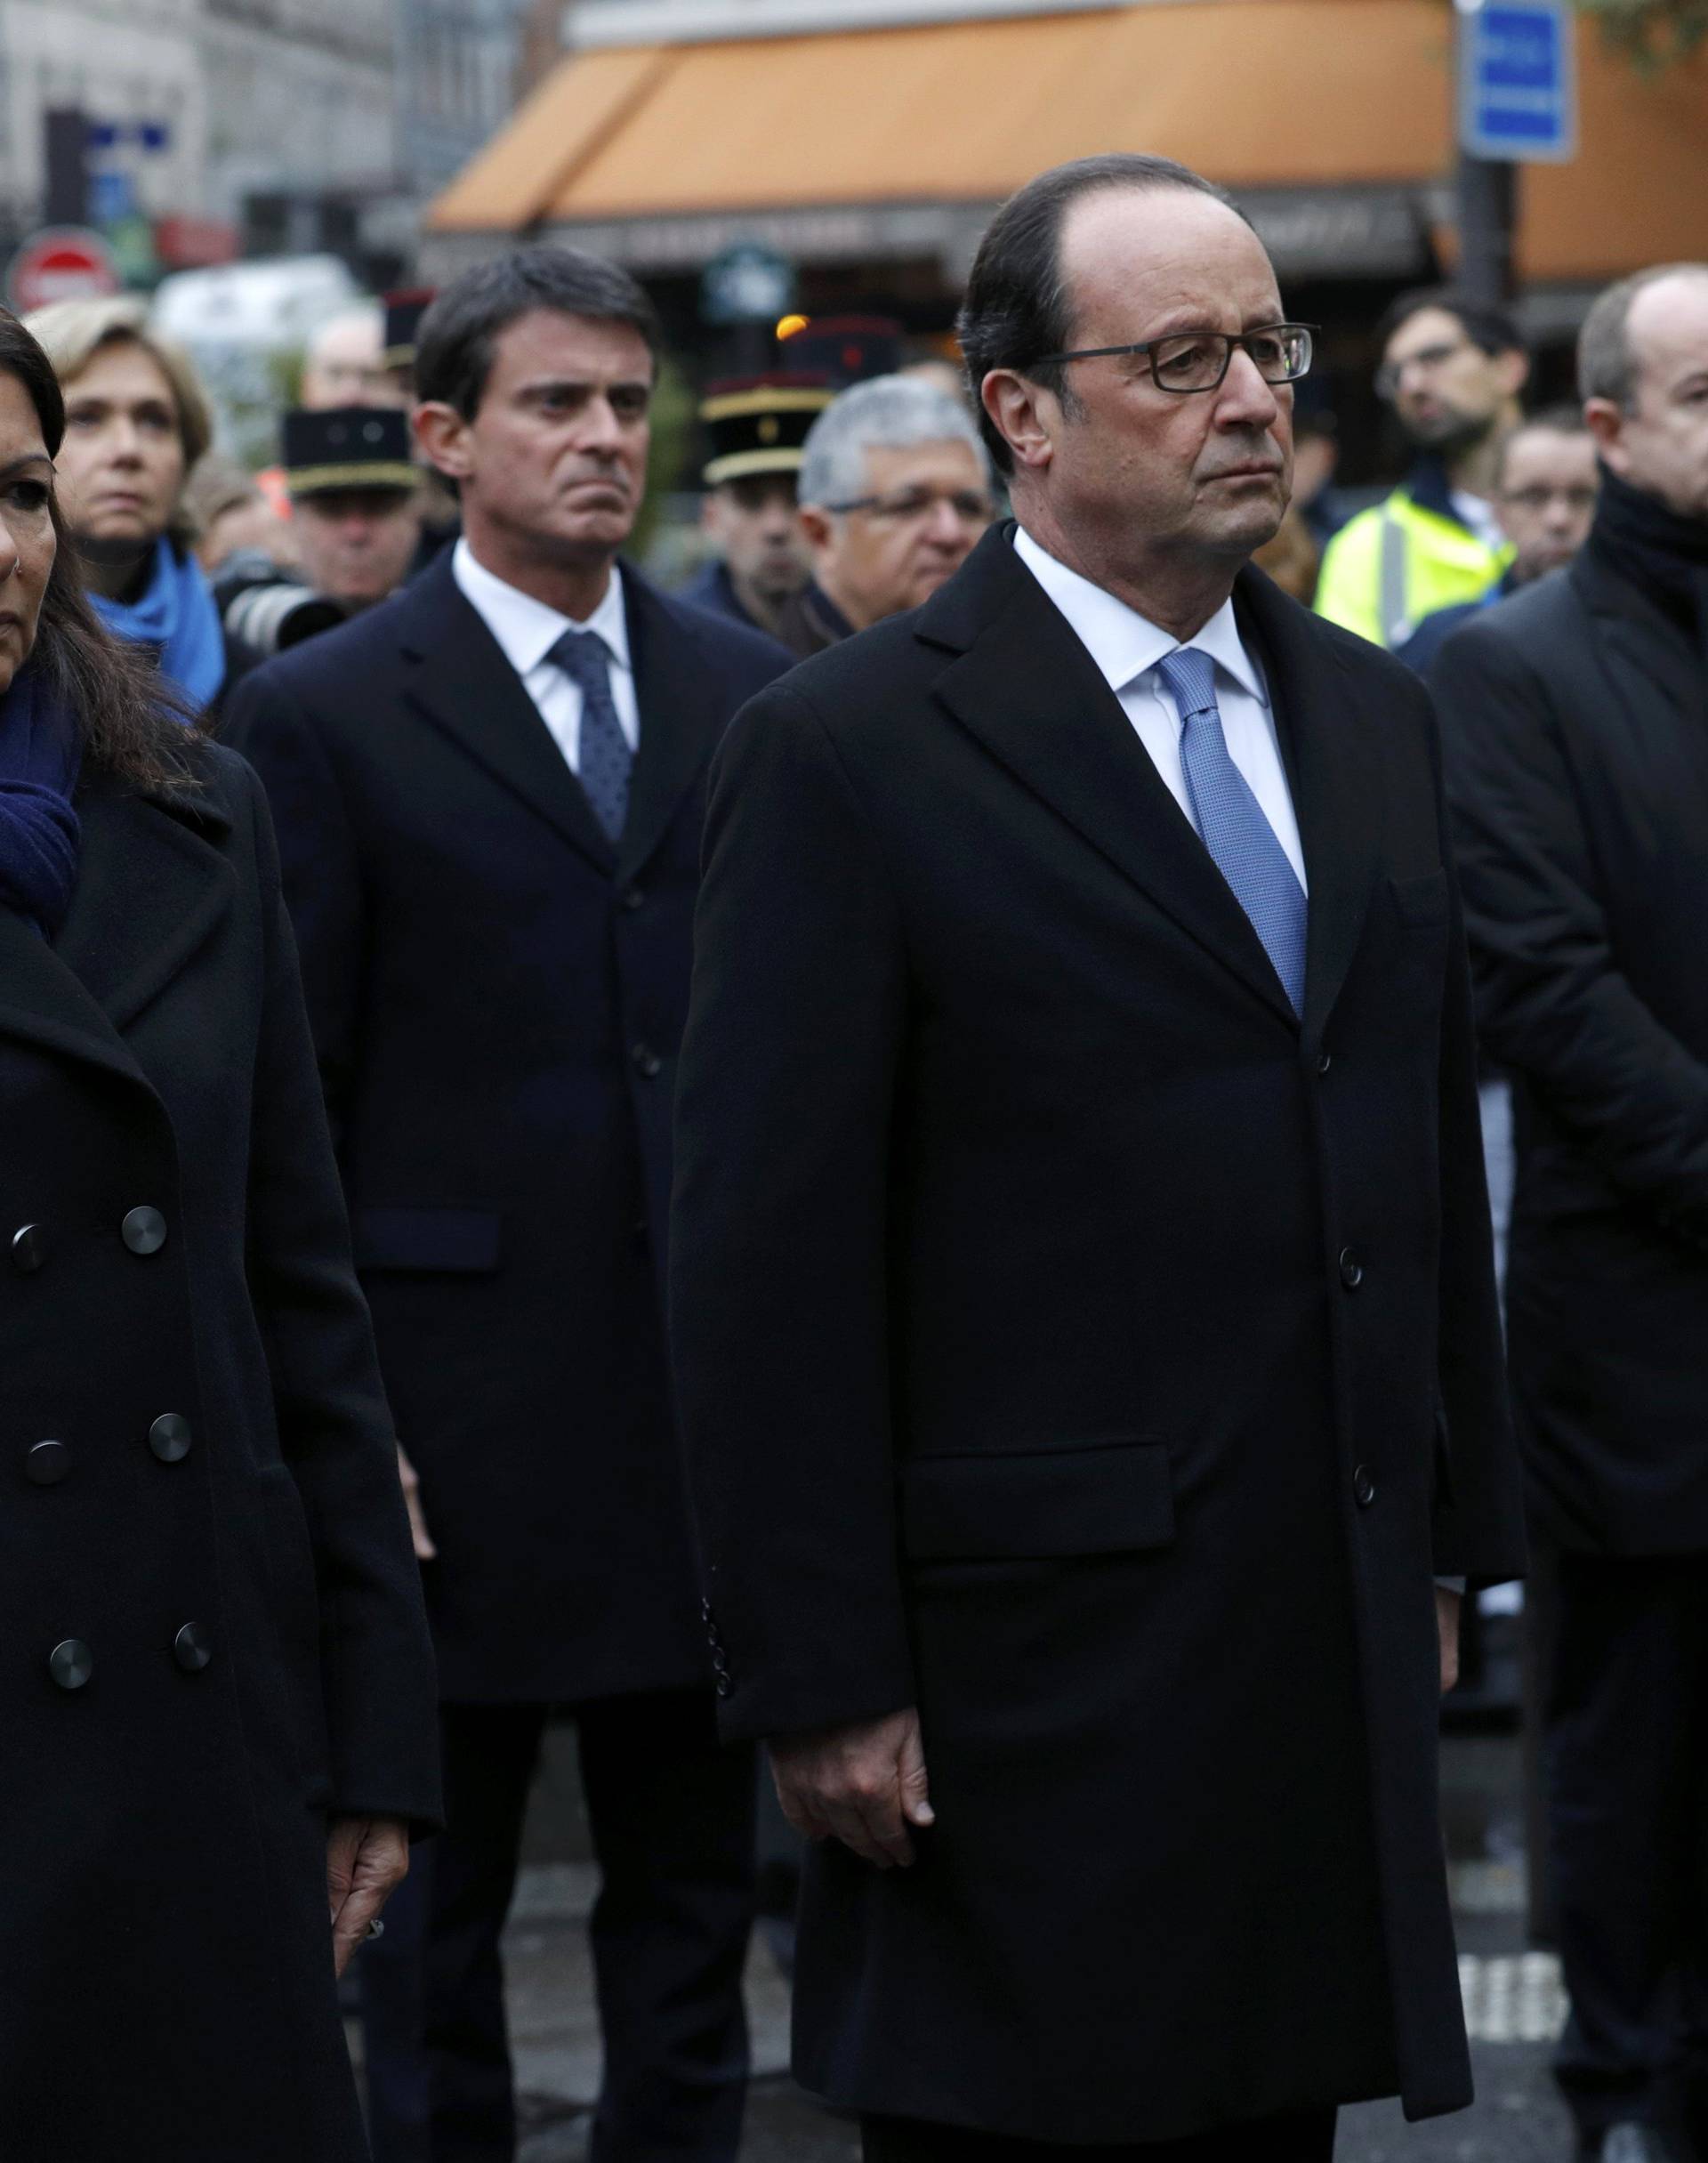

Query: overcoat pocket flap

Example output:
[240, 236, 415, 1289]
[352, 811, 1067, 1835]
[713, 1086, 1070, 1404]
[898, 1440, 1174, 1562]
[352, 1206, 503, 1272]
[1389, 869, 1450, 925]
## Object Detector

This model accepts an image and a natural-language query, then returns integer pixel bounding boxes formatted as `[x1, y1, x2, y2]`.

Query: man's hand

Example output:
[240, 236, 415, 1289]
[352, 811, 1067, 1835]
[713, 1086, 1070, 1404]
[397, 1442, 436, 1562]
[327, 1814, 411, 1977]
[769, 1708, 934, 1869]
[1436, 1585, 1462, 1696]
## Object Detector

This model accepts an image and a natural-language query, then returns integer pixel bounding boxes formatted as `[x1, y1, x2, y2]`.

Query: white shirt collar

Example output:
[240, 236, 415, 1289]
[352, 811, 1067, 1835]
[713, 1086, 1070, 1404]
[1011, 523, 1265, 707]
[452, 536, 632, 680]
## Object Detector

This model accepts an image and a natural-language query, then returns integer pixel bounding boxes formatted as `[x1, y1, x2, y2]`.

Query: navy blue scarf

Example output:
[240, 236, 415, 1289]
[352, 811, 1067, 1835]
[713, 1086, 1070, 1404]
[0, 664, 84, 937]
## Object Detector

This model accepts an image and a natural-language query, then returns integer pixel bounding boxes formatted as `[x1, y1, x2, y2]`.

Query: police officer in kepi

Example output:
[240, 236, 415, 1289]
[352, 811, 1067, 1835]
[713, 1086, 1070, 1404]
[684, 375, 831, 640]
[378, 288, 464, 571]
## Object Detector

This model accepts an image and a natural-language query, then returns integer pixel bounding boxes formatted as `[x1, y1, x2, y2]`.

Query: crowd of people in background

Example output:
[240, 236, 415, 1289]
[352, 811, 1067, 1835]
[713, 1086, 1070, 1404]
[5, 163, 1708, 2163]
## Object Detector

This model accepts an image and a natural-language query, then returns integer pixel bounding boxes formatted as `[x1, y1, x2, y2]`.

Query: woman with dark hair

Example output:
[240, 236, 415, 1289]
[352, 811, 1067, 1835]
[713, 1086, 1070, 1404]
[0, 308, 439, 2159]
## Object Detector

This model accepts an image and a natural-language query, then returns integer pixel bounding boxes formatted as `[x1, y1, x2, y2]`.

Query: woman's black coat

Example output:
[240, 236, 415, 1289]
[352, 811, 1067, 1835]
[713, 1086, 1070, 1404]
[0, 738, 440, 2160]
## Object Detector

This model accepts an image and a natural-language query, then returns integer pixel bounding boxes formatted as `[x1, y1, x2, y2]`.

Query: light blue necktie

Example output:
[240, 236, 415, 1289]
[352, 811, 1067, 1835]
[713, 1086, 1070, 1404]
[549, 627, 632, 843]
[1156, 647, 1308, 1016]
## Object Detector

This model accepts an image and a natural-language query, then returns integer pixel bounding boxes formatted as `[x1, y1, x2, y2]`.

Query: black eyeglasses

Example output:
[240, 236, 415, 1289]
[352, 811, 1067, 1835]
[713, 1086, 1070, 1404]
[1035, 322, 1315, 396]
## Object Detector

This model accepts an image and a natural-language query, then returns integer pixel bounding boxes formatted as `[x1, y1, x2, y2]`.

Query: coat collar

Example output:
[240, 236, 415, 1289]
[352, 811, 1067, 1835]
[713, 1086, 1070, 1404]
[918, 526, 1380, 1038]
[393, 552, 728, 882]
[1569, 545, 1704, 726]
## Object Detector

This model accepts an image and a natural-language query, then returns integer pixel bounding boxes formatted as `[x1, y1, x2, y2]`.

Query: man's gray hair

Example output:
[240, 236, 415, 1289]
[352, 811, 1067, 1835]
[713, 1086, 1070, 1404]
[1578, 262, 1708, 408]
[799, 374, 987, 510]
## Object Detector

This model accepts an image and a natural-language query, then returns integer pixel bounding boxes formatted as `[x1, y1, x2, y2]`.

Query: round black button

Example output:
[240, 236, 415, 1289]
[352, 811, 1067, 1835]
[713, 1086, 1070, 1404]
[621, 886, 645, 913]
[1316, 1053, 1333, 1077]
[173, 1622, 214, 1674]
[631, 1044, 662, 1079]
[11, 1223, 45, 1273]
[49, 1638, 93, 1691]
[714, 1674, 732, 1699]
[27, 1440, 69, 1487]
[149, 1413, 193, 1464]
[1353, 1465, 1376, 1508]
[1339, 1247, 1364, 1289]
[699, 1598, 713, 1621]
[122, 1207, 168, 1255]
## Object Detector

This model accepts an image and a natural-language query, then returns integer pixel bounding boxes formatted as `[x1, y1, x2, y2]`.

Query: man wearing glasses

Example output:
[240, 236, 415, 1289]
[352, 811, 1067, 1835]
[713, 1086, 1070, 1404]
[777, 373, 995, 658]
[671, 154, 1524, 2159]
[1317, 287, 1529, 652]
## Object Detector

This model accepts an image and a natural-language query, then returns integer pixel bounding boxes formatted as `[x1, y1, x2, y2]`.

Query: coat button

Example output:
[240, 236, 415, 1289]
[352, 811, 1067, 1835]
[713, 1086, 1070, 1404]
[122, 1207, 168, 1255]
[1353, 1465, 1376, 1508]
[1338, 1247, 1364, 1289]
[26, 1440, 69, 1486]
[11, 1223, 45, 1272]
[631, 1043, 662, 1078]
[621, 885, 645, 912]
[700, 1599, 713, 1622]
[1316, 1052, 1333, 1077]
[173, 1621, 214, 1673]
[50, 1639, 93, 1691]
[149, 1413, 193, 1464]
[714, 1674, 732, 1699]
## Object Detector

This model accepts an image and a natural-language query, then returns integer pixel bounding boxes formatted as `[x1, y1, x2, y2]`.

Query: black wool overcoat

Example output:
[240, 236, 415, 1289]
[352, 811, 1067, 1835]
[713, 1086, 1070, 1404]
[1430, 549, 1708, 1553]
[0, 740, 440, 2161]
[225, 553, 790, 1703]
[671, 528, 1527, 2143]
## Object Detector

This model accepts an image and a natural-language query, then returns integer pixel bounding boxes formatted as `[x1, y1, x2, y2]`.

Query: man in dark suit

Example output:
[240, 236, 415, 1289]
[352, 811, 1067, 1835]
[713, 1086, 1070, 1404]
[226, 246, 788, 2163]
[669, 154, 1527, 2159]
[1431, 263, 1708, 2163]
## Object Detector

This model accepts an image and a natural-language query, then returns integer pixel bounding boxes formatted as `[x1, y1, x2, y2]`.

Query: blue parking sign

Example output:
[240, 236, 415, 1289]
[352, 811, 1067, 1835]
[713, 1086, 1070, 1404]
[1458, 0, 1577, 163]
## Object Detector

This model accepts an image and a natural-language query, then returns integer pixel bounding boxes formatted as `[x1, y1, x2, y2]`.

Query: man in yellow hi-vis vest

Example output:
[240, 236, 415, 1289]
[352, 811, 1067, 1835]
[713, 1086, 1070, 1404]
[1317, 288, 1528, 650]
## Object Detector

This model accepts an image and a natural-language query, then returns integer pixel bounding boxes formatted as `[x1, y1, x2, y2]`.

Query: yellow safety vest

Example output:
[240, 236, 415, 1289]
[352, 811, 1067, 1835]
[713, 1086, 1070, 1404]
[1314, 488, 1511, 652]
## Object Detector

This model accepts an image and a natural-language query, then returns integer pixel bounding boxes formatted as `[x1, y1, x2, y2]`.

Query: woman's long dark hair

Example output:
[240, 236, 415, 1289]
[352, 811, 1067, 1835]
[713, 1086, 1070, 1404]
[0, 308, 200, 790]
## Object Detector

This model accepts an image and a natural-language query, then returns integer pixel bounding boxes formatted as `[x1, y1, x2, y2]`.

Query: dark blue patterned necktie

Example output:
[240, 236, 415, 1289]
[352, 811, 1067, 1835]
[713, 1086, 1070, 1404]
[548, 628, 632, 842]
[1157, 647, 1308, 1016]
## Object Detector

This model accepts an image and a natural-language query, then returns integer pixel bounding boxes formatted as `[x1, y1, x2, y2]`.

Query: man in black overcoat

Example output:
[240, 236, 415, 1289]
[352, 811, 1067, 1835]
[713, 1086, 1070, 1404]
[226, 246, 788, 2163]
[670, 155, 1527, 2159]
[1430, 263, 1708, 2163]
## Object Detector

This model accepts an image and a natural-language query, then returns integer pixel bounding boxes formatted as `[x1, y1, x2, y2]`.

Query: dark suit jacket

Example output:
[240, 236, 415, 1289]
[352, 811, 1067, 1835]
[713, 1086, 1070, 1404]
[1431, 547, 1708, 1554]
[671, 526, 1526, 2141]
[225, 553, 789, 1703]
[0, 744, 439, 2161]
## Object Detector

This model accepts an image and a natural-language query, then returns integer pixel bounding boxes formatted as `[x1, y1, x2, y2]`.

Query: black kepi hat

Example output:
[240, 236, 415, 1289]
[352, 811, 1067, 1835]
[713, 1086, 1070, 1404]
[282, 407, 418, 497]
[381, 288, 435, 371]
[699, 375, 833, 487]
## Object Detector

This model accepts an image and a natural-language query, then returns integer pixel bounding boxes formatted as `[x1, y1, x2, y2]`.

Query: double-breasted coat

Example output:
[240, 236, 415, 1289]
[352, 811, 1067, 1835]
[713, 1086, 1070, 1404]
[670, 528, 1528, 2143]
[225, 553, 789, 1704]
[0, 740, 440, 2160]
[1430, 547, 1708, 1552]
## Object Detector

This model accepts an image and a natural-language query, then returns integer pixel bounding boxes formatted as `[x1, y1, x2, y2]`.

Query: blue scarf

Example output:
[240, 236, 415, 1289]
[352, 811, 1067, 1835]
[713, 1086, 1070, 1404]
[89, 535, 224, 713]
[0, 663, 84, 938]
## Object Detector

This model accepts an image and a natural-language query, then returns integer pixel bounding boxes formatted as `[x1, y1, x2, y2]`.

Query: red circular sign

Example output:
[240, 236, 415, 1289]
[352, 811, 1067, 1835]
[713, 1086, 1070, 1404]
[6, 227, 121, 313]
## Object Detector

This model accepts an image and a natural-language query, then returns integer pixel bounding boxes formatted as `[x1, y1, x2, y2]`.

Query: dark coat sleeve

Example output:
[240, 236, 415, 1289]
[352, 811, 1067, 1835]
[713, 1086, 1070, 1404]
[238, 758, 442, 1824]
[223, 665, 367, 1152]
[670, 677, 917, 1743]
[1430, 616, 1708, 1241]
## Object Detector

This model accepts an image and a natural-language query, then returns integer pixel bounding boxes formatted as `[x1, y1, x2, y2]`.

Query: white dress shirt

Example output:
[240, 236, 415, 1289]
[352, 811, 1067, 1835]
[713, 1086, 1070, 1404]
[1012, 525, 1307, 892]
[452, 537, 640, 773]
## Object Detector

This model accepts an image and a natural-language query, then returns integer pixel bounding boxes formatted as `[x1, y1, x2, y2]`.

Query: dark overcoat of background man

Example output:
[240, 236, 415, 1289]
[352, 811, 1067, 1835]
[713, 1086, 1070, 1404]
[1431, 262, 1708, 2163]
[227, 247, 787, 2163]
[669, 155, 1527, 2160]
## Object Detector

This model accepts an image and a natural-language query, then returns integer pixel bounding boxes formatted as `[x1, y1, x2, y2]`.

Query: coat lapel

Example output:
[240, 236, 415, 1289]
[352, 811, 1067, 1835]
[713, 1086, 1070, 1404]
[1233, 569, 1382, 1043]
[1573, 550, 1706, 760]
[396, 559, 616, 875]
[924, 531, 1299, 1029]
[617, 572, 729, 884]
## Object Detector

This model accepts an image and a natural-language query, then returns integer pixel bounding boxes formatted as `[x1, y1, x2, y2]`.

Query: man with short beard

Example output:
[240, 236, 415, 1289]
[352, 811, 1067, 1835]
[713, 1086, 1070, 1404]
[1317, 287, 1527, 652]
[1433, 262, 1708, 2163]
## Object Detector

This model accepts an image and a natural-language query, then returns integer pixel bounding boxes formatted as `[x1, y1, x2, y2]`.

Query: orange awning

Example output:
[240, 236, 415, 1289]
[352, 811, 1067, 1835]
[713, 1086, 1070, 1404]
[428, 0, 1708, 285]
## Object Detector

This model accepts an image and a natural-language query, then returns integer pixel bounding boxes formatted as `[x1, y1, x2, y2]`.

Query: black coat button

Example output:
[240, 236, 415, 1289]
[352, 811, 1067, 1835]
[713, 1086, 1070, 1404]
[11, 1223, 45, 1272]
[1353, 1465, 1376, 1508]
[122, 1207, 168, 1255]
[173, 1622, 214, 1673]
[700, 1599, 713, 1622]
[631, 1043, 662, 1078]
[714, 1675, 732, 1699]
[621, 886, 645, 913]
[50, 1639, 93, 1691]
[27, 1440, 69, 1486]
[1339, 1247, 1364, 1289]
[149, 1413, 193, 1464]
[1316, 1052, 1333, 1077]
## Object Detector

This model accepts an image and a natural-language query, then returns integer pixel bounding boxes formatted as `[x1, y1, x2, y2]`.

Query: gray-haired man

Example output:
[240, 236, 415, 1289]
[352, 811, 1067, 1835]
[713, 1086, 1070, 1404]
[777, 372, 994, 657]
